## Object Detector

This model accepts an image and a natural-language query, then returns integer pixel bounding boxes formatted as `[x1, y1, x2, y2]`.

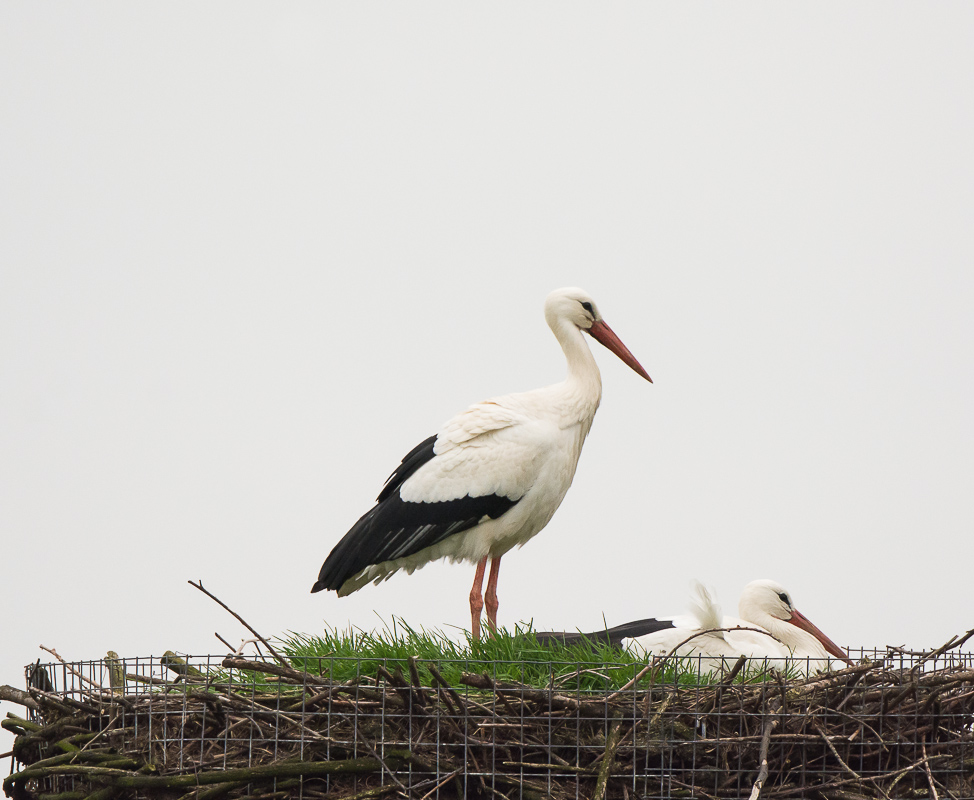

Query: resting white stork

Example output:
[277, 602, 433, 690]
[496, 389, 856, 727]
[536, 579, 853, 674]
[311, 287, 652, 640]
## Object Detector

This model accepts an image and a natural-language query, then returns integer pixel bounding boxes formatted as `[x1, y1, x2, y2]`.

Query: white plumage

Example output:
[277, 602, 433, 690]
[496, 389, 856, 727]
[625, 579, 853, 674]
[313, 287, 652, 639]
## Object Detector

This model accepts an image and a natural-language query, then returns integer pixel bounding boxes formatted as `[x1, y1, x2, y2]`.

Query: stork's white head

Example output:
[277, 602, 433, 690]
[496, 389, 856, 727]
[544, 287, 603, 331]
[739, 579, 852, 664]
[544, 287, 652, 382]
[738, 579, 796, 623]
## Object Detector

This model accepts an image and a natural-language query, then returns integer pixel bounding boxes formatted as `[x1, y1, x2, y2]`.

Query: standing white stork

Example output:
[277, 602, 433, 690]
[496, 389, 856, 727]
[311, 287, 652, 640]
[536, 579, 853, 674]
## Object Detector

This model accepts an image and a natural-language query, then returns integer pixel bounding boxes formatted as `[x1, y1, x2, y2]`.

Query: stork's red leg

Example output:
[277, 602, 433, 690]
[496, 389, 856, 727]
[484, 556, 502, 636]
[469, 556, 488, 641]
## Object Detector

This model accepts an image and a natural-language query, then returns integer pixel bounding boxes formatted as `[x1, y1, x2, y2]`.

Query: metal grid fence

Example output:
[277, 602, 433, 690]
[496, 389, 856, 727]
[6, 647, 974, 800]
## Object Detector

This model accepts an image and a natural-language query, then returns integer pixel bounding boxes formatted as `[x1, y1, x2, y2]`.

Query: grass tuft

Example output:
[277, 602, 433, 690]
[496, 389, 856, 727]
[274, 619, 723, 692]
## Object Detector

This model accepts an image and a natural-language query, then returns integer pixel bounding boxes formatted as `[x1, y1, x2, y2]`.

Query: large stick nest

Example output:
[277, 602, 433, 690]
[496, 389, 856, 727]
[3, 646, 974, 800]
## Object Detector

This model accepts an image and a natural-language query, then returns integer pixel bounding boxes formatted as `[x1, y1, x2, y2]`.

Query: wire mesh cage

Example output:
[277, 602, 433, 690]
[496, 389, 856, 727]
[5, 647, 974, 800]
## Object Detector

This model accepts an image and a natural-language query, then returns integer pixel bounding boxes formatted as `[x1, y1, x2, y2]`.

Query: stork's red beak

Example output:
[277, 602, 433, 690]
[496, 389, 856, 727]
[588, 320, 652, 383]
[788, 608, 854, 665]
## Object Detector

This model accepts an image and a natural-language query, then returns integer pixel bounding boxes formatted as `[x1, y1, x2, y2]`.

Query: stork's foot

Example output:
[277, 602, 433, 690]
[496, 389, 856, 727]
[470, 601, 483, 642]
[469, 556, 488, 642]
[484, 556, 502, 636]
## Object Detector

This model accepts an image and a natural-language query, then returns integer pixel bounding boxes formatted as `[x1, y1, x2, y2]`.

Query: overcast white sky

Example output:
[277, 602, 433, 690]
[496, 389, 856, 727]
[2, 3, 973, 750]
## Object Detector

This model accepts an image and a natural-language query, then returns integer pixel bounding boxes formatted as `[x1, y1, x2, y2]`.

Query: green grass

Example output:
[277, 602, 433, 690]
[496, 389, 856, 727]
[273, 619, 725, 693]
[207, 620, 805, 694]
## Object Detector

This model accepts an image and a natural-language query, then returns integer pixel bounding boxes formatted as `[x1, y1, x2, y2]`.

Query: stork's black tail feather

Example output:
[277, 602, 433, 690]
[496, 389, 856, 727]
[532, 618, 676, 649]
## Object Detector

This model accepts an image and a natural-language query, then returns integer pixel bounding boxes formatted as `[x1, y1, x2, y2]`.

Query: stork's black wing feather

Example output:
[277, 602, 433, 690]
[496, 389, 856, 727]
[376, 435, 438, 503]
[312, 435, 520, 594]
[533, 618, 676, 649]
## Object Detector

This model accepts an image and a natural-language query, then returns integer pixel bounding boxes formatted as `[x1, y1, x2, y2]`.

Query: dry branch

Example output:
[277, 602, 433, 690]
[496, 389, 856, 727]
[187, 581, 289, 668]
[0, 685, 39, 711]
[5, 641, 974, 800]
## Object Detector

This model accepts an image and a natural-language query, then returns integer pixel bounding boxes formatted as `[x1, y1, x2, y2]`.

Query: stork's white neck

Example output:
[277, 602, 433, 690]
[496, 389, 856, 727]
[743, 606, 830, 659]
[549, 314, 602, 412]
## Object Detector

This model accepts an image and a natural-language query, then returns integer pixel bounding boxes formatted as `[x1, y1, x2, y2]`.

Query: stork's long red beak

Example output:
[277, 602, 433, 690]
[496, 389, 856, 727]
[788, 608, 854, 665]
[588, 320, 652, 383]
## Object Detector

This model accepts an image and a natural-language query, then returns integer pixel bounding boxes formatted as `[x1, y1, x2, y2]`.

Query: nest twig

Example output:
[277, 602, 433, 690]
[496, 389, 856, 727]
[3, 642, 973, 800]
[4, 587, 971, 799]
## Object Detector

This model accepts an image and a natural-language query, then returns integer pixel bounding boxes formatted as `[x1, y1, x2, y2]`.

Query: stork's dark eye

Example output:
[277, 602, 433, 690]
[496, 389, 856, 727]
[777, 592, 790, 605]
[580, 301, 594, 314]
